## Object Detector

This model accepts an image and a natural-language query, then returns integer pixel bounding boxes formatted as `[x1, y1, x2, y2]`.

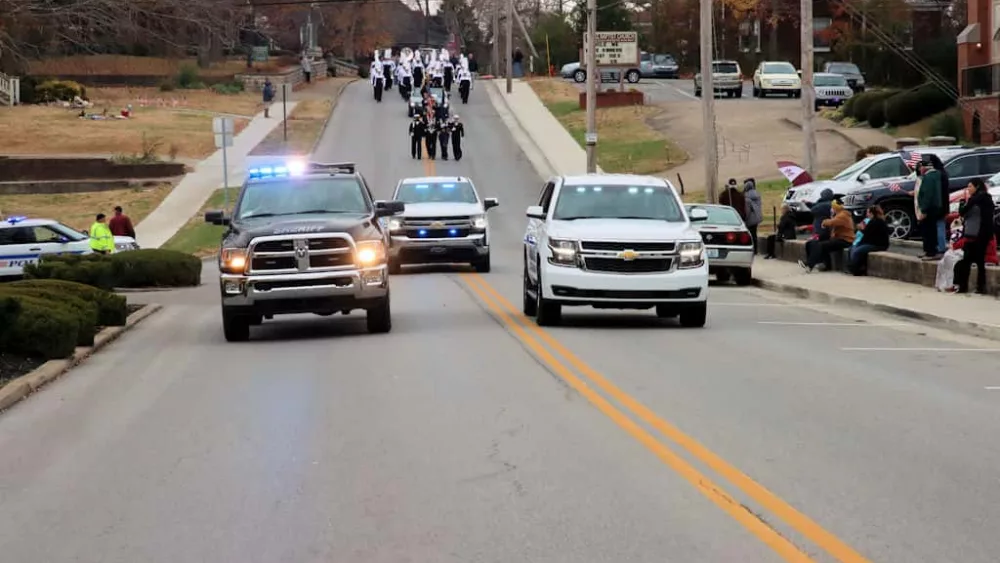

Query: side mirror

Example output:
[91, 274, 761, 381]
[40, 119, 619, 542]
[374, 200, 405, 217]
[526, 205, 546, 220]
[688, 208, 709, 222]
[484, 197, 500, 210]
[205, 210, 230, 225]
[858, 173, 871, 183]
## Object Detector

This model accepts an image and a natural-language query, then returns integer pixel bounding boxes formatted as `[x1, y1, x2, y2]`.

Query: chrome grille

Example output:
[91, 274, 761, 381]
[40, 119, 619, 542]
[580, 241, 676, 252]
[585, 257, 673, 273]
[248, 233, 356, 274]
[576, 240, 678, 274]
[402, 216, 473, 228]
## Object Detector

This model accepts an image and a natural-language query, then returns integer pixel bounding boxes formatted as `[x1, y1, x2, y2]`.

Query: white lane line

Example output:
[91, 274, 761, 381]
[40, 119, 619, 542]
[710, 303, 790, 307]
[665, 82, 697, 100]
[841, 347, 1000, 352]
[985, 387, 1000, 390]
[758, 321, 906, 327]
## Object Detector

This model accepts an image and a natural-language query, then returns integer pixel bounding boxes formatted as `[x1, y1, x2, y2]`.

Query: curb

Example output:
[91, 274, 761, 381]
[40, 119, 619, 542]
[488, 80, 560, 178]
[0, 304, 164, 413]
[113, 286, 182, 294]
[778, 116, 863, 150]
[310, 78, 358, 155]
[752, 278, 1000, 342]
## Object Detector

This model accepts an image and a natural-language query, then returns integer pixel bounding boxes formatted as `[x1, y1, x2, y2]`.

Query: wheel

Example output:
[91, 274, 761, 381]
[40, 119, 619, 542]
[222, 309, 251, 342]
[522, 259, 537, 316]
[884, 204, 916, 239]
[388, 260, 402, 275]
[655, 305, 678, 318]
[715, 270, 732, 283]
[473, 253, 491, 273]
[625, 69, 640, 83]
[534, 262, 561, 326]
[366, 294, 392, 333]
[733, 268, 753, 286]
[752, 85, 759, 97]
[679, 303, 707, 328]
[733, 88, 742, 98]
[793, 89, 801, 98]
[573, 69, 586, 83]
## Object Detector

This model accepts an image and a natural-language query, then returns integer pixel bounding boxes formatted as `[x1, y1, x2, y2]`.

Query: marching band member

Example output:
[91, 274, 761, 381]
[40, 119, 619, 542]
[437, 117, 451, 161]
[429, 51, 444, 88]
[370, 51, 384, 102]
[408, 114, 426, 159]
[442, 48, 454, 92]
[381, 49, 394, 90]
[457, 57, 472, 104]
[450, 115, 464, 161]
[412, 51, 424, 91]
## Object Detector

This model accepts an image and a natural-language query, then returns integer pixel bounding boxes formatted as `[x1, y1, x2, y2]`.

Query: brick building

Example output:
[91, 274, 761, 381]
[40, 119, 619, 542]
[958, 0, 1000, 143]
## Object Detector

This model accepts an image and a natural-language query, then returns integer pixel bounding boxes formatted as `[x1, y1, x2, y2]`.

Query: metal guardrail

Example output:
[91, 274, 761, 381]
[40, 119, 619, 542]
[0, 72, 20, 106]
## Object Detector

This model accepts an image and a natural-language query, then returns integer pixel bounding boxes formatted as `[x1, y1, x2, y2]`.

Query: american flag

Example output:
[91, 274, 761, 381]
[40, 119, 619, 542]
[889, 182, 903, 192]
[902, 150, 923, 169]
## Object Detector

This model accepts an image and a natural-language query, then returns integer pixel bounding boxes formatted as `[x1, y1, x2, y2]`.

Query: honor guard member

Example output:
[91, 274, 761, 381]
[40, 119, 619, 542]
[370, 52, 385, 102]
[442, 48, 455, 92]
[409, 114, 426, 159]
[450, 115, 465, 162]
[437, 117, 451, 160]
[412, 51, 424, 90]
[457, 59, 472, 104]
[381, 49, 394, 90]
[424, 118, 438, 160]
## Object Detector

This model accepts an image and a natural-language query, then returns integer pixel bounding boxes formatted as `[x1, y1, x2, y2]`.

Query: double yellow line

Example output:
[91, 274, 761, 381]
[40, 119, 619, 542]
[421, 150, 873, 563]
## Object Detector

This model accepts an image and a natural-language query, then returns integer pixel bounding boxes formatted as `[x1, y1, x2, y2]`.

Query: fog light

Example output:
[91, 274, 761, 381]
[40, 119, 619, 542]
[224, 281, 242, 294]
[362, 269, 384, 286]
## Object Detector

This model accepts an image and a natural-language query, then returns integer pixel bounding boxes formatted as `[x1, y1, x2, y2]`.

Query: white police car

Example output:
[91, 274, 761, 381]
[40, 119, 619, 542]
[0, 216, 139, 279]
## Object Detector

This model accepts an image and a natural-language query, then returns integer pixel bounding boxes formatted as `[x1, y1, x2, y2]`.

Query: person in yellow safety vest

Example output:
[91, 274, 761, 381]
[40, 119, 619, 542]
[89, 213, 115, 255]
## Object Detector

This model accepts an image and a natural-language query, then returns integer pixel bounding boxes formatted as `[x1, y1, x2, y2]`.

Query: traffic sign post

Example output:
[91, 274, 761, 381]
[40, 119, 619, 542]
[213, 117, 235, 209]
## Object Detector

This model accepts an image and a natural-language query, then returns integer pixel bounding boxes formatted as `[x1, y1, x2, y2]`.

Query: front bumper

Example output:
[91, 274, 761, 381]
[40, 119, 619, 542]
[815, 96, 847, 106]
[389, 233, 488, 264]
[541, 262, 708, 305]
[699, 80, 741, 90]
[706, 246, 754, 270]
[219, 268, 388, 315]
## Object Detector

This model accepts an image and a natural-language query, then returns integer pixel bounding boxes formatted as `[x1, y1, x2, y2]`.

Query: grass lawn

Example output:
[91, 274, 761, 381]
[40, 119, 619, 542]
[0, 87, 262, 159]
[0, 184, 173, 231]
[161, 189, 232, 257]
[528, 78, 687, 175]
[28, 55, 290, 77]
[249, 98, 334, 156]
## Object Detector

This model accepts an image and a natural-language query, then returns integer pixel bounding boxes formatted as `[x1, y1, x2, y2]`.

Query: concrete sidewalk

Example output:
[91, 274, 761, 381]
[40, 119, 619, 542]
[754, 258, 1000, 341]
[135, 102, 299, 249]
[486, 79, 602, 177]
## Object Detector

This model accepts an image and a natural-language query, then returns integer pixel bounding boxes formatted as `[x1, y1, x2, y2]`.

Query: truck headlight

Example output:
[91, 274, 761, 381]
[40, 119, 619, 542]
[220, 248, 248, 274]
[471, 214, 487, 230]
[388, 218, 404, 232]
[547, 238, 578, 267]
[677, 241, 705, 269]
[355, 240, 386, 267]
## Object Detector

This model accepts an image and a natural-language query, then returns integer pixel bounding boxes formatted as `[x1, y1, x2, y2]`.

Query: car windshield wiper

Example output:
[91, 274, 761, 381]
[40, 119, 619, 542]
[296, 209, 360, 214]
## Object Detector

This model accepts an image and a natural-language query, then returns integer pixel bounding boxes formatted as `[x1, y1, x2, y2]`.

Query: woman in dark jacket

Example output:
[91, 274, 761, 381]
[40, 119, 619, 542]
[954, 178, 996, 294]
[764, 205, 798, 259]
[847, 205, 890, 275]
[810, 188, 835, 239]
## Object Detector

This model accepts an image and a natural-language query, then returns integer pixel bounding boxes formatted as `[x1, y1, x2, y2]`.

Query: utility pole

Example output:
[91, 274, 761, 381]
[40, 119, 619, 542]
[492, 0, 500, 75]
[700, 0, 718, 202]
[801, 0, 817, 176]
[506, 0, 513, 93]
[584, 0, 597, 173]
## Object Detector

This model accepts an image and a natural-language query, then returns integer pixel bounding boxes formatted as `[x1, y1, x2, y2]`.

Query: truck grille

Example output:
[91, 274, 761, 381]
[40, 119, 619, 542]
[404, 227, 471, 238]
[247, 233, 356, 274]
[402, 216, 472, 228]
[585, 257, 673, 273]
[580, 241, 676, 252]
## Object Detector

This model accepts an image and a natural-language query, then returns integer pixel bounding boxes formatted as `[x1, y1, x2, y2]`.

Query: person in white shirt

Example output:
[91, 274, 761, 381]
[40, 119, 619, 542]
[398, 61, 413, 100]
[380, 49, 395, 90]
[370, 52, 384, 102]
[457, 59, 472, 104]
[442, 48, 455, 92]
[412, 52, 424, 91]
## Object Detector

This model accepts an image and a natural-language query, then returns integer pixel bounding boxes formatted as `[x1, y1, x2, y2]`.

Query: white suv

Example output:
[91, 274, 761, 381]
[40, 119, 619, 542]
[522, 174, 710, 327]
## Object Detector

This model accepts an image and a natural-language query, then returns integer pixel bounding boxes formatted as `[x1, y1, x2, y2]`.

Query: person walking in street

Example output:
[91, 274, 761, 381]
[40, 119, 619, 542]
[409, 115, 426, 160]
[301, 52, 312, 83]
[370, 56, 384, 102]
[742, 178, 763, 252]
[915, 158, 945, 260]
[108, 206, 135, 239]
[954, 178, 996, 294]
[425, 119, 437, 160]
[846, 205, 890, 276]
[262, 78, 275, 118]
[450, 115, 464, 162]
[89, 213, 115, 255]
[438, 118, 451, 161]
[799, 200, 854, 272]
[718, 179, 747, 222]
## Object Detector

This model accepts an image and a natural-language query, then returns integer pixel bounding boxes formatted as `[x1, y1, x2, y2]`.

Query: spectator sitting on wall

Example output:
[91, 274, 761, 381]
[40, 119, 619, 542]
[799, 199, 854, 273]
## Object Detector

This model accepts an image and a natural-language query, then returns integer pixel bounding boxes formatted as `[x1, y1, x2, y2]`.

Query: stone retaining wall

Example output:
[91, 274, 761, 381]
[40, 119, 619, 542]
[0, 157, 185, 182]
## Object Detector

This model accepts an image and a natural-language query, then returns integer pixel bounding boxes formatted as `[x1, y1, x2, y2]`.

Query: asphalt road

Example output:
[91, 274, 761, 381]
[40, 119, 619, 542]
[1, 80, 999, 563]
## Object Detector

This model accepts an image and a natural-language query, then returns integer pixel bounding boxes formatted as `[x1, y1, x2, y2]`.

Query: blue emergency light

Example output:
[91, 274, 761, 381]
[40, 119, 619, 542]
[246, 158, 308, 180]
[442, 184, 455, 188]
[5, 216, 27, 224]
[449, 228, 458, 236]
[415, 184, 429, 189]
[418, 229, 428, 236]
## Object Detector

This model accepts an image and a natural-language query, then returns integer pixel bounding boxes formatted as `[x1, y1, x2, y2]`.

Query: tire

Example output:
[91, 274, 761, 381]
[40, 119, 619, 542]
[679, 302, 707, 328]
[522, 259, 537, 316]
[625, 69, 640, 83]
[534, 263, 561, 326]
[573, 69, 586, 83]
[733, 268, 753, 286]
[366, 294, 392, 333]
[388, 261, 402, 275]
[733, 88, 742, 98]
[474, 253, 491, 273]
[715, 270, 732, 283]
[655, 305, 678, 318]
[793, 89, 801, 98]
[884, 203, 916, 239]
[752, 85, 759, 97]
[222, 309, 251, 342]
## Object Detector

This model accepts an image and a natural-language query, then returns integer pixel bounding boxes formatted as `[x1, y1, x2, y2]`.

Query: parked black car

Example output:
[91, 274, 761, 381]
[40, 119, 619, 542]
[842, 147, 1000, 239]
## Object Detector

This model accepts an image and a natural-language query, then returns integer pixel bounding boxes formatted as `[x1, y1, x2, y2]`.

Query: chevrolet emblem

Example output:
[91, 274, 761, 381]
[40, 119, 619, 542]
[619, 249, 638, 261]
[430, 221, 445, 228]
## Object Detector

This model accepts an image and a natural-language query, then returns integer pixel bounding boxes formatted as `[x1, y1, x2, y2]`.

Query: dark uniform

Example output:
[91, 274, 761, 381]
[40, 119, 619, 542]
[451, 119, 465, 162]
[438, 120, 451, 161]
[409, 116, 426, 159]
[425, 120, 437, 160]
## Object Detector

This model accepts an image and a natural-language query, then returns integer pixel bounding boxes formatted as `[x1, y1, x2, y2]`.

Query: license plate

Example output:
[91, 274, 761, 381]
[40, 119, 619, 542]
[429, 247, 447, 254]
[707, 249, 719, 258]
[831, 98, 839, 103]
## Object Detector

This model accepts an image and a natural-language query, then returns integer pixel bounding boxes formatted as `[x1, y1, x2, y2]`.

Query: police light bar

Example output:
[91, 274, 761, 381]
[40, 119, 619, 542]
[245, 156, 309, 179]
[5, 215, 27, 224]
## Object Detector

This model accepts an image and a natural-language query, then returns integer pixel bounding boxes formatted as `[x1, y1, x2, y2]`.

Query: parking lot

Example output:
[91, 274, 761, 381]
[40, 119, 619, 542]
[565, 76, 810, 104]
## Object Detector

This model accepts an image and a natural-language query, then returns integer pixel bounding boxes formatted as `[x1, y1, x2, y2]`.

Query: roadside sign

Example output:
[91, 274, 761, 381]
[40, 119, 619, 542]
[214, 134, 233, 148]
[213, 117, 235, 135]
[585, 132, 598, 145]
[582, 31, 639, 68]
[251, 46, 269, 62]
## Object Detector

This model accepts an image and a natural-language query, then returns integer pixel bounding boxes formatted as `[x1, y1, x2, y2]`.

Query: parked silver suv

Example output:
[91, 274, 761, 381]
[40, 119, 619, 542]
[694, 60, 743, 98]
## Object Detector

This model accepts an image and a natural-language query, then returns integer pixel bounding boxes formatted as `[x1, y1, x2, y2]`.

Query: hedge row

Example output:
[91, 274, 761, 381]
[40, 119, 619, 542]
[842, 84, 956, 128]
[24, 249, 201, 290]
[0, 280, 128, 361]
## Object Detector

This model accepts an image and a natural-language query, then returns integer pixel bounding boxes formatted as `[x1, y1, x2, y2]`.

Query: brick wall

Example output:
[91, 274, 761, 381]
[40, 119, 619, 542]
[961, 96, 1000, 144]
[236, 60, 328, 92]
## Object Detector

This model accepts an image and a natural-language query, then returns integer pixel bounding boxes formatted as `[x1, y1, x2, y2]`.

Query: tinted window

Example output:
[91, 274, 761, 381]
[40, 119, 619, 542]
[396, 181, 477, 204]
[945, 156, 980, 178]
[865, 157, 909, 179]
[828, 63, 860, 74]
[713, 62, 739, 73]
[236, 177, 369, 220]
[983, 152, 1000, 174]
[685, 205, 743, 225]
[553, 184, 684, 222]
[641, 53, 651, 62]
[815, 75, 848, 87]
[0, 227, 34, 245]
[763, 62, 796, 74]
[539, 182, 555, 211]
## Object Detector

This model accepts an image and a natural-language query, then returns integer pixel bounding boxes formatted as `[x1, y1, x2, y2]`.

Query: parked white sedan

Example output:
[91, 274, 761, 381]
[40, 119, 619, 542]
[0, 216, 138, 278]
[684, 204, 755, 285]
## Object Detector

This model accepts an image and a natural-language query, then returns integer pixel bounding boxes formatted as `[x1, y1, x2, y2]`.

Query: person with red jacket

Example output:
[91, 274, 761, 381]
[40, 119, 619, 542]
[108, 206, 135, 239]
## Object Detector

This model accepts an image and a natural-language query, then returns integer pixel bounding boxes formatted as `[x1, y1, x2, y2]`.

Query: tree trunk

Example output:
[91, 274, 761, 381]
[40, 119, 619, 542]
[768, 0, 778, 58]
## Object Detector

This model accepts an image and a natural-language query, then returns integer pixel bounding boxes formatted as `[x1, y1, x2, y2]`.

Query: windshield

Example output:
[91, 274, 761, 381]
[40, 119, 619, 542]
[396, 181, 478, 204]
[828, 63, 860, 74]
[685, 205, 743, 226]
[815, 74, 848, 87]
[553, 184, 684, 222]
[713, 62, 738, 74]
[833, 156, 876, 180]
[236, 177, 369, 220]
[654, 54, 675, 64]
[763, 62, 796, 74]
